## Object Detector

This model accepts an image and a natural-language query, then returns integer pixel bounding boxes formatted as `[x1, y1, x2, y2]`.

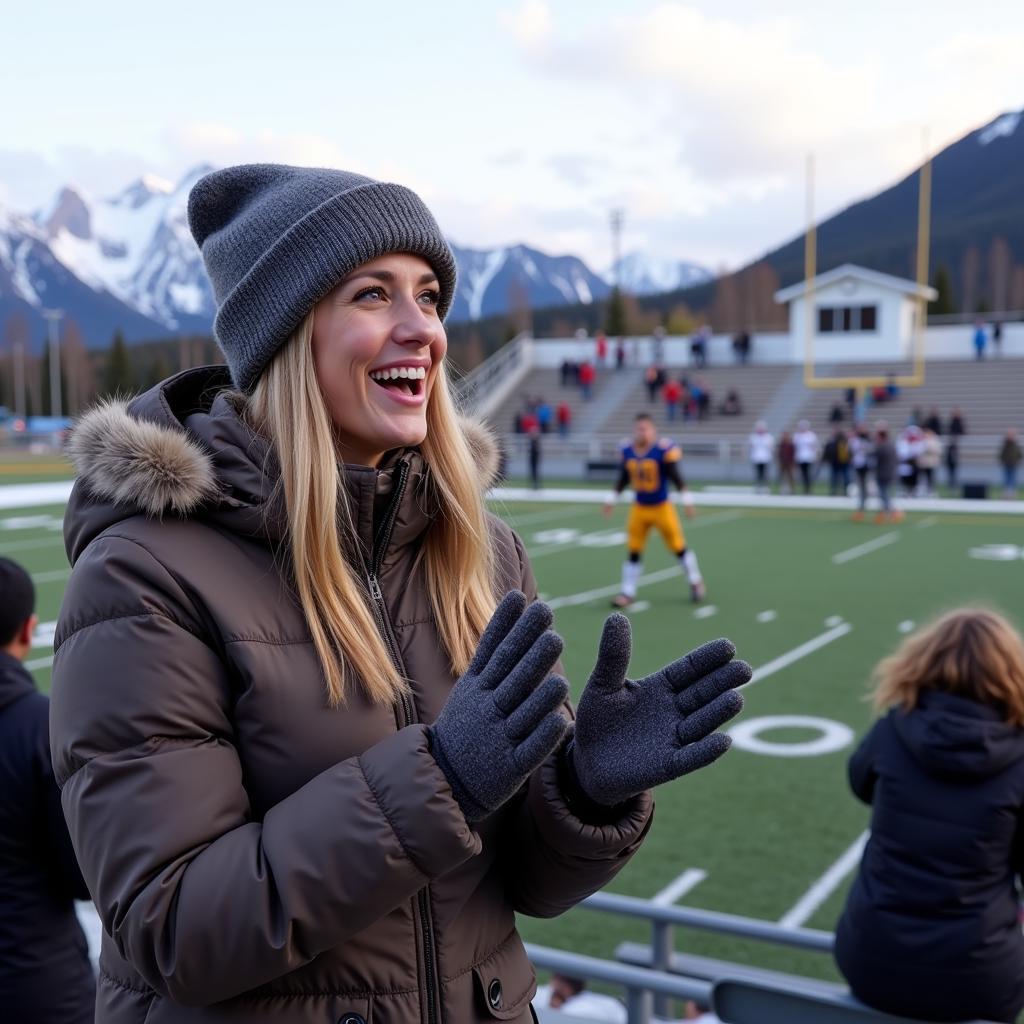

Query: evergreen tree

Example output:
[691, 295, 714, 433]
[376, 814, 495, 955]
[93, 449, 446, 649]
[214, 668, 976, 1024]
[605, 287, 628, 336]
[928, 265, 955, 315]
[103, 329, 136, 398]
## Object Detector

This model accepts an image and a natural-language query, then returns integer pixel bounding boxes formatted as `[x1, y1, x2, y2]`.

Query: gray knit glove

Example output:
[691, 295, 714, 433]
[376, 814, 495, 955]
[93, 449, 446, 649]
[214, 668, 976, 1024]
[430, 591, 569, 822]
[570, 616, 749, 806]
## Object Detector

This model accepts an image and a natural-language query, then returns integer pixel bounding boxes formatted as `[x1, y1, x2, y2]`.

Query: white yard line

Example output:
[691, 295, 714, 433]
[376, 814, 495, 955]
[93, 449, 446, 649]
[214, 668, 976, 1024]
[547, 566, 682, 609]
[653, 868, 708, 906]
[25, 655, 54, 671]
[831, 532, 900, 565]
[0, 483, 74, 509]
[0, 536, 66, 554]
[756, 610, 777, 623]
[693, 605, 718, 619]
[32, 568, 71, 583]
[742, 622, 853, 690]
[915, 515, 938, 530]
[503, 505, 601, 528]
[778, 831, 869, 929]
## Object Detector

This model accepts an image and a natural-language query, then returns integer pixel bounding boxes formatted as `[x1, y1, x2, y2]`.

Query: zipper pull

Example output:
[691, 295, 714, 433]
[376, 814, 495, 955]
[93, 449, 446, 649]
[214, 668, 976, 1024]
[368, 574, 383, 601]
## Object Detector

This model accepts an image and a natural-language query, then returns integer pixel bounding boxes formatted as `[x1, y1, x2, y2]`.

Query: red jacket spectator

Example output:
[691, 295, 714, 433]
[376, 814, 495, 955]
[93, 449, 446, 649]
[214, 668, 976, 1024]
[578, 362, 595, 386]
[663, 379, 682, 405]
[595, 334, 608, 364]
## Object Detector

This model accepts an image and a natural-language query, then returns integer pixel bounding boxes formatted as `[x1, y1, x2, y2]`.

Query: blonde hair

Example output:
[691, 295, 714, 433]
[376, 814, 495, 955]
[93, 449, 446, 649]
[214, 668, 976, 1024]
[873, 608, 1024, 726]
[247, 312, 496, 706]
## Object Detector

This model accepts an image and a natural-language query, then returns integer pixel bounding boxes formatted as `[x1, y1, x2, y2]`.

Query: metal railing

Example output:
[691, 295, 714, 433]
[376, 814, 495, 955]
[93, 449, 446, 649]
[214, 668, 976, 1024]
[455, 332, 534, 417]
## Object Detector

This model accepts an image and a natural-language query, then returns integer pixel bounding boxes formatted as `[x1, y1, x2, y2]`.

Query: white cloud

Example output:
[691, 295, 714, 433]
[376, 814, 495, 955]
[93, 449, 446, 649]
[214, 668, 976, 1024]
[498, 0, 553, 52]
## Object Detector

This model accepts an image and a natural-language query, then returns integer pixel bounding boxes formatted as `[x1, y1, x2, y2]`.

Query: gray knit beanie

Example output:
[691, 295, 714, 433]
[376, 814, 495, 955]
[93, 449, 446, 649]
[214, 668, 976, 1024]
[187, 163, 457, 392]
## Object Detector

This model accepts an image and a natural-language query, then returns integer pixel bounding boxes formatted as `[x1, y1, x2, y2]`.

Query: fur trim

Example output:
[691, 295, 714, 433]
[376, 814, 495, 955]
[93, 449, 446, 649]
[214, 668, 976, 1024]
[65, 400, 219, 518]
[459, 416, 502, 491]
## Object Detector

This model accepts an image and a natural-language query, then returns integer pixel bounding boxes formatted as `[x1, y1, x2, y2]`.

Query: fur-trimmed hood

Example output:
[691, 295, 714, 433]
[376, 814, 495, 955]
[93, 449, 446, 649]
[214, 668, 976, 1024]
[63, 365, 501, 565]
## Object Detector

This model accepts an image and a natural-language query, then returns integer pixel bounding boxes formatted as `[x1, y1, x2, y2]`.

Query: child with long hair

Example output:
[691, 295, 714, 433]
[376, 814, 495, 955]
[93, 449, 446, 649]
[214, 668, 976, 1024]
[835, 609, 1024, 1023]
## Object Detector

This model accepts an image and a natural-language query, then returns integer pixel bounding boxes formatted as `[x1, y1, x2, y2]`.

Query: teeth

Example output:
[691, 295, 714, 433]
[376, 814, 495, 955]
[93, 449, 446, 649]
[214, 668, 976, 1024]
[370, 366, 427, 381]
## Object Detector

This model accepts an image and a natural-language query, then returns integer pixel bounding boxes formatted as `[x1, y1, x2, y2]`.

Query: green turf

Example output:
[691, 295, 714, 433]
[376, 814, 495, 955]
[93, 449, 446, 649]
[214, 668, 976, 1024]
[492, 498, 1024, 984]
[7, 491, 1024, 995]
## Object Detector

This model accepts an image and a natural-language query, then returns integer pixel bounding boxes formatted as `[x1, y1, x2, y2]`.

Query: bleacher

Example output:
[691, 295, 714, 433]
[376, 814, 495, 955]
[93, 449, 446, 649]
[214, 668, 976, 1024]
[487, 357, 1024, 444]
[793, 358, 1023, 435]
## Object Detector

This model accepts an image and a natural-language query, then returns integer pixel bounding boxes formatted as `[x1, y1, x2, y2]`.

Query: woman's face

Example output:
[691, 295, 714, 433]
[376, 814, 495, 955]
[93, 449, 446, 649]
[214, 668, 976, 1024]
[311, 253, 447, 466]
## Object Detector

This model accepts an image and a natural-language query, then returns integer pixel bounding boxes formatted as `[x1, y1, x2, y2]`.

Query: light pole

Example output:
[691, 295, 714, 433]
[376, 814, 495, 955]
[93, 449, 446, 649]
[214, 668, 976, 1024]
[42, 309, 64, 418]
[609, 208, 625, 289]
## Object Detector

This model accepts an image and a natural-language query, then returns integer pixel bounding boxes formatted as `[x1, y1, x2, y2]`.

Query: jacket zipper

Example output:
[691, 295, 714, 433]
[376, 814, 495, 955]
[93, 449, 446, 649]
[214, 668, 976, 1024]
[364, 460, 441, 1024]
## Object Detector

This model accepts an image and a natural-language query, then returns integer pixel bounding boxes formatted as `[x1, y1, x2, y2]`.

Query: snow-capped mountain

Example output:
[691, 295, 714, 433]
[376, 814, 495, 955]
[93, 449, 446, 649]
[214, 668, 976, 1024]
[447, 243, 609, 321]
[0, 166, 707, 346]
[607, 252, 712, 295]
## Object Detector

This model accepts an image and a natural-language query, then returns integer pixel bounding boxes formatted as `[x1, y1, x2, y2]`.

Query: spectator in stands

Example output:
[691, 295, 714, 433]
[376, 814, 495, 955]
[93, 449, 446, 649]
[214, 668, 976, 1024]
[663, 377, 683, 421]
[578, 359, 596, 400]
[777, 431, 796, 494]
[923, 406, 942, 435]
[835, 609, 1024, 1024]
[556, 401, 572, 437]
[748, 421, 775, 494]
[0, 557, 96, 1023]
[973, 318, 988, 360]
[872, 424, 900, 522]
[528, 424, 542, 489]
[993, 319, 1003, 357]
[896, 425, 923, 496]
[690, 325, 710, 368]
[918, 428, 942, 496]
[850, 426, 872, 520]
[692, 376, 710, 420]
[948, 406, 967, 438]
[999, 428, 1022, 498]
[946, 442, 960, 489]
[823, 428, 851, 496]
[596, 331, 608, 367]
[828, 402, 844, 424]
[644, 365, 663, 403]
[536, 398, 553, 434]
[909, 406, 923, 428]
[615, 340, 626, 370]
[559, 358, 575, 389]
[793, 420, 819, 495]
[533, 974, 626, 1022]
[719, 389, 743, 416]
[732, 330, 751, 365]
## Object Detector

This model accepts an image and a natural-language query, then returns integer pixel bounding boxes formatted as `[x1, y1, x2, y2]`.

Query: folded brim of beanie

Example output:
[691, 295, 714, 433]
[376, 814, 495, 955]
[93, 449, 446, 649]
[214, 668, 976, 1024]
[214, 181, 457, 393]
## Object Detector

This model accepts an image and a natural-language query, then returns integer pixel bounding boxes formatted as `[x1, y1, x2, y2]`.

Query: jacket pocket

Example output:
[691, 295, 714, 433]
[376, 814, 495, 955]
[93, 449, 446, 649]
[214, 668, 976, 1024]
[471, 934, 537, 1020]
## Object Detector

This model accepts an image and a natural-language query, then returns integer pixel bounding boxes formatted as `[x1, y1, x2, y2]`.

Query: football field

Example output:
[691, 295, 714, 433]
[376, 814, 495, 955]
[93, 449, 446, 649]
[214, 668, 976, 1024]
[5, 485, 1023, 985]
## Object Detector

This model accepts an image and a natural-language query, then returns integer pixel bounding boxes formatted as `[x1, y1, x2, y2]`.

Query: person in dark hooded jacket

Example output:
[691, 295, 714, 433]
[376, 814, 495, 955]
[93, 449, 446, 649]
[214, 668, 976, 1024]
[0, 557, 95, 1023]
[835, 608, 1024, 1023]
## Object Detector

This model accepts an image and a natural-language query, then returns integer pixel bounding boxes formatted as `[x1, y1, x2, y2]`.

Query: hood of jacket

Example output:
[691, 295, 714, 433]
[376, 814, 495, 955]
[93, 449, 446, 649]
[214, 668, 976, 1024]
[892, 689, 1024, 781]
[62, 365, 501, 565]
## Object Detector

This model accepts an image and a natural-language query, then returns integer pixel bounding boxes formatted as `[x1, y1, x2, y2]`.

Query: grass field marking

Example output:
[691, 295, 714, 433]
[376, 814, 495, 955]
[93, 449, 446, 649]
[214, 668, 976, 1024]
[547, 566, 681, 610]
[32, 620, 57, 649]
[777, 830, 869, 929]
[501, 506, 601, 528]
[914, 515, 938, 530]
[693, 605, 718, 619]
[0, 482, 75, 510]
[686, 509, 746, 529]
[0, 536, 67, 554]
[25, 655, 54, 671]
[652, 868, 708, 906]
[831, 532, 900, 565]
[756, 610, 777, 623]
[741, 622, 853, 690]
[32, 568, 71, 584]
[626, 601, 651, 614]
[898, 620, 916, 634]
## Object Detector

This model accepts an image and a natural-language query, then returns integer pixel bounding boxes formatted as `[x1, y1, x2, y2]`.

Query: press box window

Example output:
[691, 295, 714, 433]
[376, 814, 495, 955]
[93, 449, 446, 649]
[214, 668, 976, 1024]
[817, 305, 878, 333]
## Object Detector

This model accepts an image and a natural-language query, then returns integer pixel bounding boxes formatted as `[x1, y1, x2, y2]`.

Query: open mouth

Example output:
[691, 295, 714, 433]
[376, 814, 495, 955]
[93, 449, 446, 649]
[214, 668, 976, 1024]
[368, 365, 426, 398]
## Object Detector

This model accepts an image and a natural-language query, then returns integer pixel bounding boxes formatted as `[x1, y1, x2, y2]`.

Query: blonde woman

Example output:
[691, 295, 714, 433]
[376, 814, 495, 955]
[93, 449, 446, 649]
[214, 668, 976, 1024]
[51, 165, 748, 1023]
[835, 609, 1024, 1023]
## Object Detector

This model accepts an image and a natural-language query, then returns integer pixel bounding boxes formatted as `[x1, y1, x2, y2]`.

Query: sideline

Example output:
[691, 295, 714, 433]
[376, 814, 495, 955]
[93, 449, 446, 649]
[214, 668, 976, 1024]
[492, 486, 1024, 516]
[652, 869, 708, 906]
[0, 482, 74, 510]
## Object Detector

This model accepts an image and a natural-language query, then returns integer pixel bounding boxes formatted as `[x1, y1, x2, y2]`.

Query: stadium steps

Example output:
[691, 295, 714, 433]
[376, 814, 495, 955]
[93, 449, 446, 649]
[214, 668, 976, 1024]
[791, 357, 1024, 437]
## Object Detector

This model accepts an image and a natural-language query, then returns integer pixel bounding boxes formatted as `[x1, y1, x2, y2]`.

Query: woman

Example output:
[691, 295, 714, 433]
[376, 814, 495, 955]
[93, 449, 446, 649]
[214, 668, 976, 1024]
[51, 165, 749, 1023]
[835, 610, 1024, 1023]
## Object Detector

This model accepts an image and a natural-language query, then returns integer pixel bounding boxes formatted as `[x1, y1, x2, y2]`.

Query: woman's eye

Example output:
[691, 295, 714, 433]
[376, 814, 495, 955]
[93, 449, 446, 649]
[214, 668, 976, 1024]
[354, 286, 386, 302]
[419, 290, 441, 306]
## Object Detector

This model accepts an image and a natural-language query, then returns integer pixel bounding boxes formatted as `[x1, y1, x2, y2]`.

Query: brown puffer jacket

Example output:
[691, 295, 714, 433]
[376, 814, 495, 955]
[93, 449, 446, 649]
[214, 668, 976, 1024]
[51, 366, 653, 1024]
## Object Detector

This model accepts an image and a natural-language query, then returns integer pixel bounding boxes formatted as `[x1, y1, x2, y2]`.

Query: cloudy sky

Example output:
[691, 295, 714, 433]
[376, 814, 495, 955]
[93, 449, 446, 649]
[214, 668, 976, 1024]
[3, 0, 1021, 271]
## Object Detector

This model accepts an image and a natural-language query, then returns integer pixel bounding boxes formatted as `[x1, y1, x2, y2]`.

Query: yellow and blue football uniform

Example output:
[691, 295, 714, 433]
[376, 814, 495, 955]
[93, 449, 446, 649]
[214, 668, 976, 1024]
[620, 441, 686, 555]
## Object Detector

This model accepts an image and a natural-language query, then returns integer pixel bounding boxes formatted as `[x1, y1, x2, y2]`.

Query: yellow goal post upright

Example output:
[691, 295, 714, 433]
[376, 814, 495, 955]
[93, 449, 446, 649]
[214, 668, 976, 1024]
[802, 146, 932, 405]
